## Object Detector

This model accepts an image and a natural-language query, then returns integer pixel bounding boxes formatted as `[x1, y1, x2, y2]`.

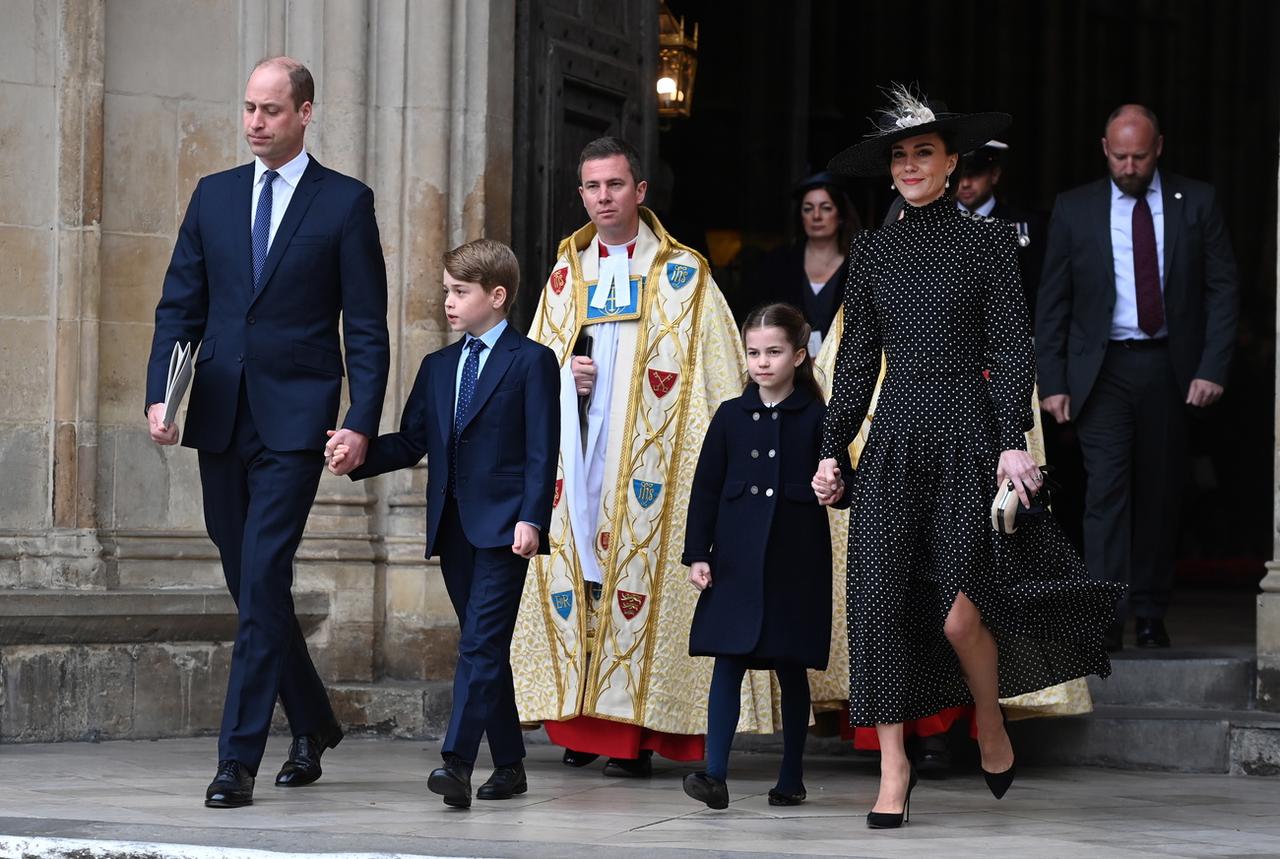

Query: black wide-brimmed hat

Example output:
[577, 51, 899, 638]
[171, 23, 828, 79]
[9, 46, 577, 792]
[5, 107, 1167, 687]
[790, 170, 850, 198]
[828, 85, 1012, 178]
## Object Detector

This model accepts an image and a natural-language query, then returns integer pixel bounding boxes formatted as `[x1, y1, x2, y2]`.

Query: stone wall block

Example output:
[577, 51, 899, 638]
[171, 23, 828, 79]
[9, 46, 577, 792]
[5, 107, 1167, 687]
[101, 93, 176, 234]
[100, 232, 172, 324]
[104, 0, 236, 101]
[177, 102, 238, 217]
[0, 82, 57, 227]
[0, 226, 54, 318]
[0, 424, 51, 534]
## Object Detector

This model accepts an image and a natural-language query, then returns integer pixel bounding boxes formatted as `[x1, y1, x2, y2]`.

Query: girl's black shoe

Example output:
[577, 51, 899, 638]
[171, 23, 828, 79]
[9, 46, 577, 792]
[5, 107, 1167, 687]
[767, 785, 807, 806]
[683, 771, 729, 810]
[866, 766, 917, 829]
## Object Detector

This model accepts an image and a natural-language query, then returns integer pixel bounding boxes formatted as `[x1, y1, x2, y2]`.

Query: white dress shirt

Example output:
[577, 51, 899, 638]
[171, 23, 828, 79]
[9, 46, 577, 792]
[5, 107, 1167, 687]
[1109, 170, 1167, 340]
[957, 196, 997, 217]
[251, 148, 310, 251]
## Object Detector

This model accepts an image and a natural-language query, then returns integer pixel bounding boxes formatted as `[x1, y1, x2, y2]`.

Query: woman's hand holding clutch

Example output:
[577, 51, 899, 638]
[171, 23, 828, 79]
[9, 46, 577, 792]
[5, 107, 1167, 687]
[997, 449, 1042, 508]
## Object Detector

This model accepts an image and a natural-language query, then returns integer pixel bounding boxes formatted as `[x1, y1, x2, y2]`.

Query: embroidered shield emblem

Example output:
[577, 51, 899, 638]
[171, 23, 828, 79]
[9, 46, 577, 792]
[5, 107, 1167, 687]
[632, 479, 662, 509]
[550, 266, 568, 295]
[552, 478, 564, 508]
[617, 590, 647, 620]
[552, 590, 573, 620]
[597, 531, 611, 552]
[666, 262, 695, 290]
[647, 368, 679, 398]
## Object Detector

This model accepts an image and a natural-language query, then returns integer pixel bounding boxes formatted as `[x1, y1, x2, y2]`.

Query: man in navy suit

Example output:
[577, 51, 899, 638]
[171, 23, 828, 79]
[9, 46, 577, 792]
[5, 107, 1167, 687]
[328, 238, 559, 808]
[146, 57, 389, 807]
[1036, 104, 1238, 650]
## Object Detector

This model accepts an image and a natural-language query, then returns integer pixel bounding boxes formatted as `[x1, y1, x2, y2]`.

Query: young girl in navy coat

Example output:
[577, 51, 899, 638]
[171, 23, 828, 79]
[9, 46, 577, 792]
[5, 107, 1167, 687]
[681, 303, 853, 810]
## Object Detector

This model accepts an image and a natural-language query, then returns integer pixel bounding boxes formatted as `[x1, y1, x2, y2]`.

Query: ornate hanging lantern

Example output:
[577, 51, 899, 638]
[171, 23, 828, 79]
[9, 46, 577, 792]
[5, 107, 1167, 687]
[657, 3, 698, 119]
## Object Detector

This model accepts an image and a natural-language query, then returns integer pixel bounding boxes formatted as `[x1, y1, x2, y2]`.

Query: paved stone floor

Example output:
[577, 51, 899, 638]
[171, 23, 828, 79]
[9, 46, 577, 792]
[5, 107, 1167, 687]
[2, 737, 1279, 858]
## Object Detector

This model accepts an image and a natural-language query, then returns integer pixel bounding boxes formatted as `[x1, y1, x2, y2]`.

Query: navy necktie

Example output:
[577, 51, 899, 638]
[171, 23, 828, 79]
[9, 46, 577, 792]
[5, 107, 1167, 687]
[1132, 194, 1164, 336]
[449, 338, 488, 495]
[252, 170, 278, 289]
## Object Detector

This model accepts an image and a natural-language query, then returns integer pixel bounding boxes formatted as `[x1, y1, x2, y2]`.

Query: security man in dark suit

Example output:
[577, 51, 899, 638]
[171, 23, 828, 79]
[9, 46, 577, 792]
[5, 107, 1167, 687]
[146, 57, 390, 807]
[954, 141, 1047, 320]
[1035, 104, 1238, 650]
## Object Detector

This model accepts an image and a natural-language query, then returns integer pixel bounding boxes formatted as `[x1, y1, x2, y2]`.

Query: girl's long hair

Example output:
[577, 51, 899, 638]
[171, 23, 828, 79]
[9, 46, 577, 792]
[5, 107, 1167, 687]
[741, 302, 824, 403]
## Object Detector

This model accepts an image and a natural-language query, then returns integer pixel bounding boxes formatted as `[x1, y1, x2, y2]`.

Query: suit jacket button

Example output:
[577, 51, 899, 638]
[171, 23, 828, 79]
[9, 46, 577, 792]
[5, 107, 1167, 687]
[247, 316, 255, 324]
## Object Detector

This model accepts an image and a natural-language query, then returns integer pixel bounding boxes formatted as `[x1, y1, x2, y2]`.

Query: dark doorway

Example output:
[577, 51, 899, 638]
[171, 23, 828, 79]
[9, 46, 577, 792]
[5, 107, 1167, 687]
[654, 0, 1277, 618]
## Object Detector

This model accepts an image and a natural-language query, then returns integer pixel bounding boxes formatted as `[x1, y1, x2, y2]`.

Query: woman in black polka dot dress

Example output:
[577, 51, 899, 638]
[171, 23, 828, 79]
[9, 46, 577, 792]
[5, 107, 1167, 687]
[813, 88, 1124, 829]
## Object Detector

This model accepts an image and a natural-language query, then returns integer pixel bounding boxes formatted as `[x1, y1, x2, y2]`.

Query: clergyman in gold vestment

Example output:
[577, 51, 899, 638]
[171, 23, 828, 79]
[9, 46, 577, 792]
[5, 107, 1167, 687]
[511, 137, 781, 774]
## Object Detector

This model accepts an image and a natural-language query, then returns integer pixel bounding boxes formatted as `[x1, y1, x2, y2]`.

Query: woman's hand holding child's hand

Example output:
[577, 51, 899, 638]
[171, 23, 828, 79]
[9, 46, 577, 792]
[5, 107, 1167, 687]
[812, 457, 845, 506]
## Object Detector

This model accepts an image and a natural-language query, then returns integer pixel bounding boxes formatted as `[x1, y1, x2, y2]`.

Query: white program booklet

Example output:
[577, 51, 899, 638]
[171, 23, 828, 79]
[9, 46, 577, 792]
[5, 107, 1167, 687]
[162, 341, 195, 427]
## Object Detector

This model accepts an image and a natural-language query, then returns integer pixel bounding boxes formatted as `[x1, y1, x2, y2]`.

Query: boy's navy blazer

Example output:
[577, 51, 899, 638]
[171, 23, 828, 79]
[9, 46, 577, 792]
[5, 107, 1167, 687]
[146, 157, 390, 452]
[352, 324, 560, 558]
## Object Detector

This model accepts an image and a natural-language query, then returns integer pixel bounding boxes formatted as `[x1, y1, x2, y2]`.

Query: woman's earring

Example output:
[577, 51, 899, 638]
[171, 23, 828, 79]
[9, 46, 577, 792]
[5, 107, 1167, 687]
[889, 183, 896, 191]
[945, 174, 951, 190]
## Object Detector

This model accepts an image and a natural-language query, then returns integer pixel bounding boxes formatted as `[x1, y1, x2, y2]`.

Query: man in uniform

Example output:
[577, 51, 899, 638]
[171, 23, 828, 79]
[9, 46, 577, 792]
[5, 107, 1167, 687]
[511, 137, 778, 776]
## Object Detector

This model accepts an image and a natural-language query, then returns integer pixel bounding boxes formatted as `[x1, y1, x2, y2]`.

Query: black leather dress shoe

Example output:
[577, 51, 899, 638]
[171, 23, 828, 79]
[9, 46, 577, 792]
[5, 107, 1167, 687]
[427, 755, 473, 808]
[476, 762, 527, 800]
[1135, 617, 1171, 648]
[913, 733, 952, 779]
[603, 749, 653, 778]
[275, 724, 344, 787]
[205, 760, 254, 808]
[561, 748, 599, 768]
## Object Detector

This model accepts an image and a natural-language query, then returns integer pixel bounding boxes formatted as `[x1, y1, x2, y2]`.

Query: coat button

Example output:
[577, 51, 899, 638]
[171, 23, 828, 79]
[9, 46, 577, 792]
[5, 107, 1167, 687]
[247, 316, 255, 324]
[752, 412, 760, 421]
[751, 449, 759, 458]
[750, 485, 759, 495]
[771, 412, 779, 420]
[768, 449, 776, 458]
[765, 488, 774, 497]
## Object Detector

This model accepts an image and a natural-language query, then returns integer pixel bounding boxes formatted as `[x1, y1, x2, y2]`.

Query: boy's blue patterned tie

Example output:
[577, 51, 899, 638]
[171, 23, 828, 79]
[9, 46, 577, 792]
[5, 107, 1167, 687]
[252, 170, 278, 289]
[449, 337, 487, 495]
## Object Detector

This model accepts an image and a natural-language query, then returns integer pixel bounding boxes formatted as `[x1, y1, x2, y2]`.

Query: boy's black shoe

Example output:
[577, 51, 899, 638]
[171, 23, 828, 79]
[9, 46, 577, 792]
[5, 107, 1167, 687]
[428, 755, 473, 808]
[477, 762, 528, 800]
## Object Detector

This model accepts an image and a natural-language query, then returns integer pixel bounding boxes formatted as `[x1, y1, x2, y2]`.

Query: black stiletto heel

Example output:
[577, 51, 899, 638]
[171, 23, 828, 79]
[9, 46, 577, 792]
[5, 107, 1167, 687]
[981, 710, 1016, 800]
[866, 765, 917, 829]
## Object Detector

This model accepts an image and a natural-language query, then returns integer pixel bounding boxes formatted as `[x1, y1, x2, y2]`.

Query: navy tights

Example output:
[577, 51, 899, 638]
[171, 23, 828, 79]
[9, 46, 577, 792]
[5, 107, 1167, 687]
[705, 656, 809, 793]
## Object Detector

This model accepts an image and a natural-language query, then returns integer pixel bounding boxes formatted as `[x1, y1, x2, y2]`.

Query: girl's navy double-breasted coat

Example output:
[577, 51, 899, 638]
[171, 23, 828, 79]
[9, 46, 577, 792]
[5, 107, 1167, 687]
[682, 383, 852, 669]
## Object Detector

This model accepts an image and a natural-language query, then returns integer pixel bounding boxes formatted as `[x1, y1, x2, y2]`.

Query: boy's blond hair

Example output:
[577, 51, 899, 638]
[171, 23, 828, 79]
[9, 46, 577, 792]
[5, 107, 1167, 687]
[443, 238, 520, 312]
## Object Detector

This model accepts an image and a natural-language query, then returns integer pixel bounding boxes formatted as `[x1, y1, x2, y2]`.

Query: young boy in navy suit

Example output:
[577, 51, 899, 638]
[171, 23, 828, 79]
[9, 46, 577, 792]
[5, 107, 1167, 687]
[327, 238, 559, 807]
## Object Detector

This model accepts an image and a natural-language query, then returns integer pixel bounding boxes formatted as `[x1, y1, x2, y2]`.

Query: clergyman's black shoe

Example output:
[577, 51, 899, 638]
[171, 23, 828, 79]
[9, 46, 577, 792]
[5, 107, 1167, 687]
[562, 748, 599, 768]
[275, 723, 344, 787]
[913, 733, 952, 779]
[603, 749, 653, 778]
[476, 762, 528, 800]
[1135, 617, 1171, 648]
[205, 760, 254, 808]
[428, 755, 473, 808]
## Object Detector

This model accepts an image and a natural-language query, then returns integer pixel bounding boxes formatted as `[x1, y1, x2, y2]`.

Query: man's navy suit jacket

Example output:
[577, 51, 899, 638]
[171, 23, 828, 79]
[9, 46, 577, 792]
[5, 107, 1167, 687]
[146, 157, 390, 452]
[352, 324, 561, 559]
[1035, 173, 1238, 412]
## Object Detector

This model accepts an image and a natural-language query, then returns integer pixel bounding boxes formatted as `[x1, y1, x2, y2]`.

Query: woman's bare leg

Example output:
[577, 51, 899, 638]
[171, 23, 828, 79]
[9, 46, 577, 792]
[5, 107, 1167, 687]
[871, 722, 912, 813]
[944, 591, 1013, 773]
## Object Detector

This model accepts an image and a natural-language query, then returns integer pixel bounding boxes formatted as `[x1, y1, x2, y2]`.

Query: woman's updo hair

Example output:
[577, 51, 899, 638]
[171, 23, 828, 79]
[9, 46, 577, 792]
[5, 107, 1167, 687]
[741, 302, 825, 403]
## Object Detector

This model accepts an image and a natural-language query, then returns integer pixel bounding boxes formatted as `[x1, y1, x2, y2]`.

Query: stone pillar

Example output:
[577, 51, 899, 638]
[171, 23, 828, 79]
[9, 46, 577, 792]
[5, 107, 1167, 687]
[1258, 127, 1280, 711]
[1, 0, 515, 742]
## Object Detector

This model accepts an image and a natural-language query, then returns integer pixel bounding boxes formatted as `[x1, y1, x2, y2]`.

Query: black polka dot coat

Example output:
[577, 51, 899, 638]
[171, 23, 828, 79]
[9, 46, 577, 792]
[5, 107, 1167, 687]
[821, 196, 1123, 727]
[683, 383, 852, 669]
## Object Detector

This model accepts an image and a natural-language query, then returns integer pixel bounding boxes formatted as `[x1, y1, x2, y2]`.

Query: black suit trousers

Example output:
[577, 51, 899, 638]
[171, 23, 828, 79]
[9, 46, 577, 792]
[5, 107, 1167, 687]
[198, 381, 336, 773]
[435, 498, 528, 768]
[1074, 342, 1187, 619]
